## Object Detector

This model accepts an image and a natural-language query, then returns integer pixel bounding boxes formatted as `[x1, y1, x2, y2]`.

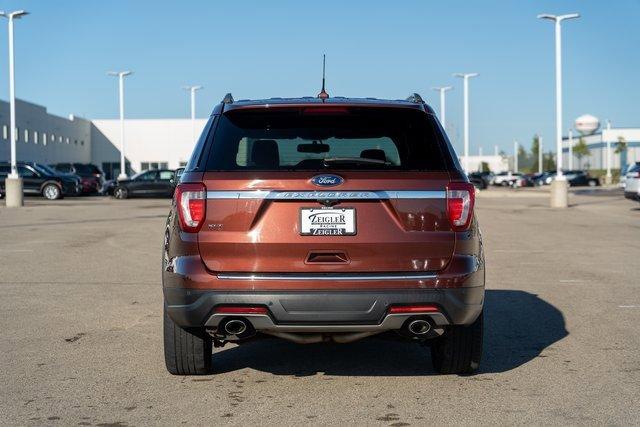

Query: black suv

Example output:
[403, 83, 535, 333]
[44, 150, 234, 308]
[0, 162, 80, 199]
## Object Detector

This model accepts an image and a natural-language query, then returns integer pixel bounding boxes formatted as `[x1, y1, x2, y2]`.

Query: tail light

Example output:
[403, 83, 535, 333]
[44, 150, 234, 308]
[446, 182, 475, 231]
[175, 183, 206, 232]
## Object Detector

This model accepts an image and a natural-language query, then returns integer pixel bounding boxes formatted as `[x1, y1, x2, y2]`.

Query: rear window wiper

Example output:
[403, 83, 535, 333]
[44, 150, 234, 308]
[322, 157, 388, 167]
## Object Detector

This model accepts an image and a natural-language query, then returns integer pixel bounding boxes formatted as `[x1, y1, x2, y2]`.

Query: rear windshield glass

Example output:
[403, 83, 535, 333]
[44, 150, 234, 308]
[205, 108, 448, 171]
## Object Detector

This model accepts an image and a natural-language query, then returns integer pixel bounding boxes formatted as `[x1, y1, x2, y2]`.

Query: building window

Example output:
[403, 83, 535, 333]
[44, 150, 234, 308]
[74, 139, 78, 145]
[80, 140, 84, 146]
[51, 134, 55, 142]
[2, 125, 7, 140]
[140, 162, 169, 171]
[42, 133, 47, 146]
[34, 131, 38, 144]
[179, 161, 187, 167]
[24, 129, 29, 142]
[66, 137, 70, 144]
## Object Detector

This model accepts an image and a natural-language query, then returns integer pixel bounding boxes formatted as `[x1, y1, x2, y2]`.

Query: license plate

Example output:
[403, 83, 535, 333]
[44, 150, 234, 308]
[300, 207, 356, 236]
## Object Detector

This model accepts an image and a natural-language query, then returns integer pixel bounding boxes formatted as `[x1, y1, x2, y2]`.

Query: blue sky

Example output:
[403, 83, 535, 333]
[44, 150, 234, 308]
[0, 0, 638, 155]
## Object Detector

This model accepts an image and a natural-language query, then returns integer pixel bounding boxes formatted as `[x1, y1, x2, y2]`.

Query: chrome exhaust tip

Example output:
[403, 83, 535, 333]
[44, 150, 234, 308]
[223, 319, 248, 336]
[407, 319, 431, 336]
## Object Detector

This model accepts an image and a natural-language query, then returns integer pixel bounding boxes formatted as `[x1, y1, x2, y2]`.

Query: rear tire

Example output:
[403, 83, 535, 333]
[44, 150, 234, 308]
[163, 306, 213, 375]
[430, 311, 483, 374]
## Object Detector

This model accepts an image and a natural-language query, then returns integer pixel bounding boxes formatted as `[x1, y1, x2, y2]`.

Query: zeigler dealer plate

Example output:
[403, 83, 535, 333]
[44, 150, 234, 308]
[299, 207, 356, 236]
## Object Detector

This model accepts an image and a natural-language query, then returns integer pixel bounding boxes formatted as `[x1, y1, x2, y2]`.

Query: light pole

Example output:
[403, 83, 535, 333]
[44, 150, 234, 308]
[538, 136, 543, 174]
[183, 85, 203, 143]
[568, 129, 574, 170]
[605, 120, 612, 184]
[538, 12, 579, 207]
[453, 73, 478, 173]
[431, 86, 452, 129]
[108, 71, 132, 180]
[0, 10, 28, 208]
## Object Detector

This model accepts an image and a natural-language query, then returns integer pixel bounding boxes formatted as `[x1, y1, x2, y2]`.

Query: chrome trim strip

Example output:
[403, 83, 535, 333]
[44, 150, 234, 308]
[206, 190, 445, 200]
[216, 272, 437, 281]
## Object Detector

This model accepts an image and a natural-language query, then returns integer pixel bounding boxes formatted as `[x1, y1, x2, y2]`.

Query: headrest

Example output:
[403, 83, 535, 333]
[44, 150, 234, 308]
[251, 139, 279, 168]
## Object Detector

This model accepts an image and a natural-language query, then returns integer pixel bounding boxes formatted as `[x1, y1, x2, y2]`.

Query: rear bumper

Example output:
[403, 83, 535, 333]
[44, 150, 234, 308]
[164, 286, 484, 330]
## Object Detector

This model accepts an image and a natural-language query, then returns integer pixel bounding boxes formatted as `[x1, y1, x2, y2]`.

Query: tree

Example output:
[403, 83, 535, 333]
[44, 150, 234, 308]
[480, 161, 491, 172]
[530, 135, 541, 173]
[573, 137, 590, 169]
[543, 151, 556, 172]
[614, 136, 627, 154]
[615, 136, 628, 171]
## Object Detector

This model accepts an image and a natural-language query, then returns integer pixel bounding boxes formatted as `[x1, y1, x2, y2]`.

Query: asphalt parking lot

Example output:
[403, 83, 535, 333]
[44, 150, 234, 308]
[1, 188, 639, 425]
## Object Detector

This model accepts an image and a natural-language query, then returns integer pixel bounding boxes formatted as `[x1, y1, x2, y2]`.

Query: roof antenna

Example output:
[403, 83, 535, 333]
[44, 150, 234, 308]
[317, 54, 329, 101]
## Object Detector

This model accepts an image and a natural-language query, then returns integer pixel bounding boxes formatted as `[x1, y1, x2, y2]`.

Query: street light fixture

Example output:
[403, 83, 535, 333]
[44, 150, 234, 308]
[107, 71, 133, 180]
[538, 12, 580, 207]
[182, 85, 203, 143]
[0, 10, 29, 208]
[431, 86, 452, 130]
[453, 73, 479, 173]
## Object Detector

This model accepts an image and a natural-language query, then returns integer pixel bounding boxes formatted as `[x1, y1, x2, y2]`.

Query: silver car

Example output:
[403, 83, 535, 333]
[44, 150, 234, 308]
[623, 163, 640, 202]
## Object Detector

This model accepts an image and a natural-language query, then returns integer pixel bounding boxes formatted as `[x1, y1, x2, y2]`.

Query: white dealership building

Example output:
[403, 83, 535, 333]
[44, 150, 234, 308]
[0, 98, 206, 179]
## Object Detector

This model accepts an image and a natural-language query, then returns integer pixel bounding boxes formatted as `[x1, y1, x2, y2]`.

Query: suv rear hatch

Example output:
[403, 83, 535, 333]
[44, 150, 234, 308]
[196, 105, 458, 273]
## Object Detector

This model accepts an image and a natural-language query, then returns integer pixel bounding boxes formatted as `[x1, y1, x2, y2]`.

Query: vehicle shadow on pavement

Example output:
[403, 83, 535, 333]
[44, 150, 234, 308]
[212, 290, 567, 376]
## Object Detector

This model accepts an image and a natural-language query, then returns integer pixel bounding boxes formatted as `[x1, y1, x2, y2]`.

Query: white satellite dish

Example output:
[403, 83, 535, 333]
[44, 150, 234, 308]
[574, 114, 600, 135]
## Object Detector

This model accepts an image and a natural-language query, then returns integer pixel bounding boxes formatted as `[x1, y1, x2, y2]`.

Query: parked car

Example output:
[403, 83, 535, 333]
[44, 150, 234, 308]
[564, 170, 599, 187]
[623, 163, 640, 202]
[492, 171, 523, 186]
[514, 174, 535, 188]
[0, 161, 79, 199]
[50, 163, 104, 194]
[105, 169, 177, 199]
[162, 93, 485, 375]
[468, 172, 488, 189]
[25, 162, 82, 196]
[531, 172, 554, 186]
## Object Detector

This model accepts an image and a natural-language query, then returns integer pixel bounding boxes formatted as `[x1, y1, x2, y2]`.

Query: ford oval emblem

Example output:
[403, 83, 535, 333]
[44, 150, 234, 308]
[311, 174, 344, 187]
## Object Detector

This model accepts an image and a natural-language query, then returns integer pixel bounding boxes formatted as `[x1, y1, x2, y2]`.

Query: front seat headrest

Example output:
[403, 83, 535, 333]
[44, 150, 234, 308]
[251, 139, 280, 168]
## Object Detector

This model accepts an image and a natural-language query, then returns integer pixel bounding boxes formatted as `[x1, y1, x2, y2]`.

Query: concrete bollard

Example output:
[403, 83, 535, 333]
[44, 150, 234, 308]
[4, 177, 24, 208]
[550, 179, 569, 208]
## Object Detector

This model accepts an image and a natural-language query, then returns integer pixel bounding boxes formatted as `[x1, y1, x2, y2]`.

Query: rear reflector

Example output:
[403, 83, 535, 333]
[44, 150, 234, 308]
[214, 306, 268, 315]
[389, 305, 439, 314]
[446, 182, 475, 231]
[175, 183, 206, 233]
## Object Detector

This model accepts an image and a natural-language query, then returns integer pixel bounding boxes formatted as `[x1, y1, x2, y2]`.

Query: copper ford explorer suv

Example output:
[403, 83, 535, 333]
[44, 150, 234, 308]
[163, 93, 484, 375]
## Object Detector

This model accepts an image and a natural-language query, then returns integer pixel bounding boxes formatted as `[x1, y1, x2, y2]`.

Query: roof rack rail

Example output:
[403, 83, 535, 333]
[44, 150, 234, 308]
[222, 93, 234, 104]
[406, 93, 424, 104]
